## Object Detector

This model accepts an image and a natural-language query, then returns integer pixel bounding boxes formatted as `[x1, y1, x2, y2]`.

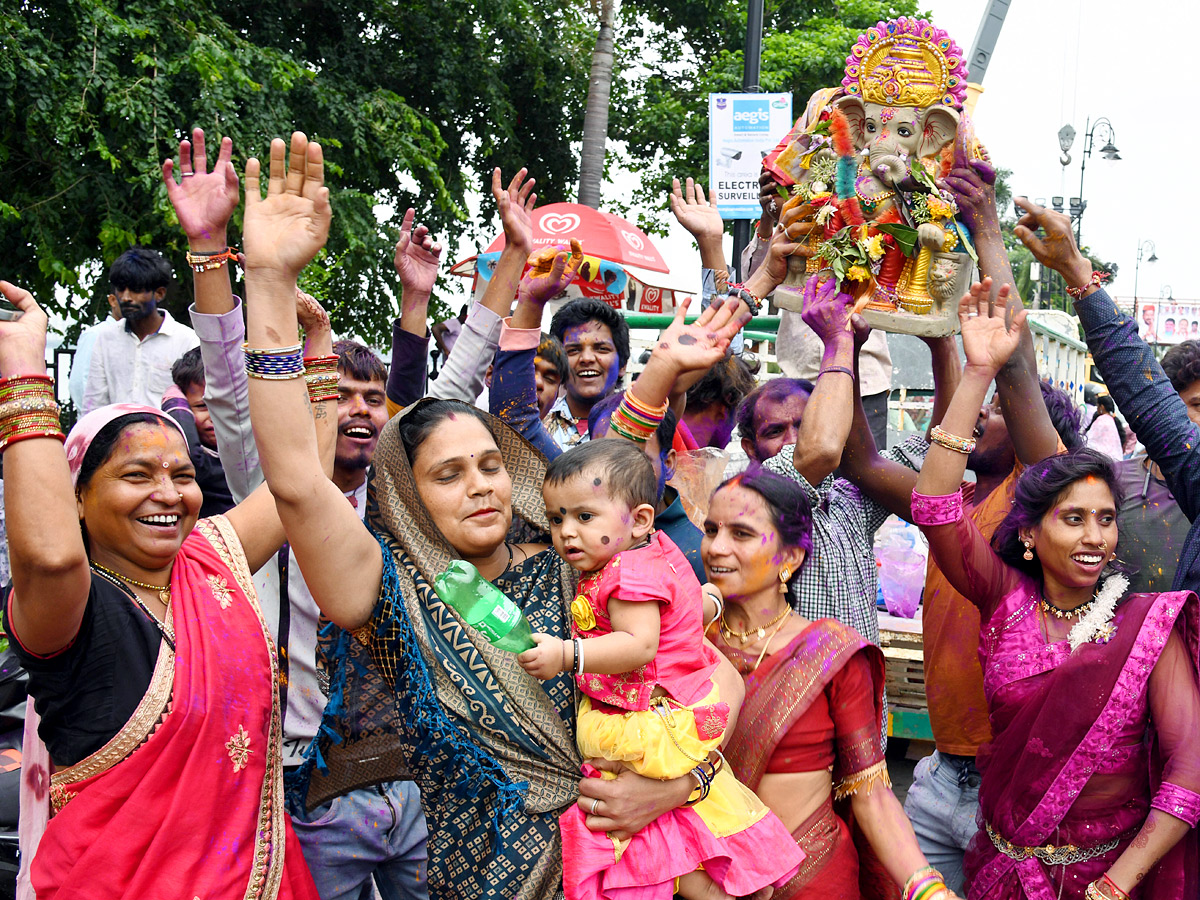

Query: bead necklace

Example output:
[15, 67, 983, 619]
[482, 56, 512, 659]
[855, 175, 894, 205]
[720, 605, 791, 645]
[91, 561, 171, 606]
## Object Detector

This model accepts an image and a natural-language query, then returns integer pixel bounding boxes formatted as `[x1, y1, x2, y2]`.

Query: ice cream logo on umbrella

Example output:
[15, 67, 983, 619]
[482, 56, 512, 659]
[540, 213, 581, 235]
[620, 230, 645, 252]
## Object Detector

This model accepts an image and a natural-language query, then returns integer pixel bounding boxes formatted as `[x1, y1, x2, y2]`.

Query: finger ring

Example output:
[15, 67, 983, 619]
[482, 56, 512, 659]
[590, 797, 600, 815]
[181, 172, 194, 178]
[967, 311, 978, 317]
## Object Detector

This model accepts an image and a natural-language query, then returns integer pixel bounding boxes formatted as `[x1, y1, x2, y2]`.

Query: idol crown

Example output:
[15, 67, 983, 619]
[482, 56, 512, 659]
[842, 17, 968, 110]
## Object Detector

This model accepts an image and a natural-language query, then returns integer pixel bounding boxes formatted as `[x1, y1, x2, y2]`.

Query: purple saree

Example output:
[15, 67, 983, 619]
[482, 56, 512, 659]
[914, 491, 1200, 900]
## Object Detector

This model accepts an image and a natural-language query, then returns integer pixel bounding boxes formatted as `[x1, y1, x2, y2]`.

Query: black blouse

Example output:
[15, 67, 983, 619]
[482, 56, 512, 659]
[4, 576, 161, 766]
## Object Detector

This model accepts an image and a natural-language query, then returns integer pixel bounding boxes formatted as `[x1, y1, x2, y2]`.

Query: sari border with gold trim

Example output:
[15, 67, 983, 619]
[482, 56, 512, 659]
[196, 516, 288, 900]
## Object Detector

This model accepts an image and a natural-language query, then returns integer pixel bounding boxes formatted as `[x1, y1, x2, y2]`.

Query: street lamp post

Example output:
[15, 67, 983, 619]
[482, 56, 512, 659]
[1073, 116, 1121, 244]
[1133, 239, 1158, 310]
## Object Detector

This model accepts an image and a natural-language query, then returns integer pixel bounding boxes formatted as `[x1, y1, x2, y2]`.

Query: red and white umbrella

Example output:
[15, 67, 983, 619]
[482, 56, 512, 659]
[482, 202, 670, 274]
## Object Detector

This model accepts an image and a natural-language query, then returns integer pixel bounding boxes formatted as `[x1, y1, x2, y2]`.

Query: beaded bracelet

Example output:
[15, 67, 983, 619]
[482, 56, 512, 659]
[725, 282, 762, 316]
[244, 343, 305, 380]
[929, 424, 976, 455]
[1065, 271, 1105, 301]
[186, 247, 241, 274]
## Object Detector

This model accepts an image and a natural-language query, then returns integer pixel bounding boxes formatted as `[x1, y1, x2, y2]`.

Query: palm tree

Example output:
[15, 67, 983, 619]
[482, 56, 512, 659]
[577, 0, 617, 209]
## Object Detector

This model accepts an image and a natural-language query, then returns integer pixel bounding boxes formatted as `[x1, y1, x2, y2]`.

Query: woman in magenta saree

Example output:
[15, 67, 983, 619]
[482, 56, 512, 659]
[912, 281, 1200, 900]
[0, 283, 326, 893]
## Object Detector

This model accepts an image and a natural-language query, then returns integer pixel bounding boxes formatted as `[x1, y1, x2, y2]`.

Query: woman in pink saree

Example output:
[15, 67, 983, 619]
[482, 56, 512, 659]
[912, 281, 1200, 900]
[0, 249, 328, 894]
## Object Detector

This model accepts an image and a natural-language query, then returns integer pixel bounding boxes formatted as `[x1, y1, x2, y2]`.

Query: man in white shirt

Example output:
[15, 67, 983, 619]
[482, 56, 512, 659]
[82, 247, 198, 413]
[68, 294, 122, 410]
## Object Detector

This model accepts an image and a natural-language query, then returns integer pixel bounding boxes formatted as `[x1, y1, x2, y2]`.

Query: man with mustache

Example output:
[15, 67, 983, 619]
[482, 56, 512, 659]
[82, 247, 199, 413]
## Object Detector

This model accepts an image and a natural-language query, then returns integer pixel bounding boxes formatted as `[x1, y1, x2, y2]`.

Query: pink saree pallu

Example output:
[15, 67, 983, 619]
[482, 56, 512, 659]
[32, 517, 319, 900]
[967, 590, 1200, 900]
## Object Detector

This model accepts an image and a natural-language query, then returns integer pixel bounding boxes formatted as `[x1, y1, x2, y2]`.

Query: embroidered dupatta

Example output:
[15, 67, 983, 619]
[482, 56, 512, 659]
[31, 516, 316, 900]
[968, 589, 1200, 900]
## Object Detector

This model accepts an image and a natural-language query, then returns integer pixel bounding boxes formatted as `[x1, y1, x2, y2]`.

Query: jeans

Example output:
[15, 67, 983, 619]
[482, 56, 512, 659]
[290, 781, 429, 900]
[902, 751, 981, 895]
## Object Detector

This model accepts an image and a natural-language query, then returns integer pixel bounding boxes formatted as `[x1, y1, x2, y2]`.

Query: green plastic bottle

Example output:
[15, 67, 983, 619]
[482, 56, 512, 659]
[434, 559, 536, 652]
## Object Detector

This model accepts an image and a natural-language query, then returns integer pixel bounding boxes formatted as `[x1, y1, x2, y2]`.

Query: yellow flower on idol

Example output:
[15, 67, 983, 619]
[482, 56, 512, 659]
[847, 265, 871, 282]
[863, 235, 885, 261]
[571, 595, 597, 632]
[926, 197, 955, 219]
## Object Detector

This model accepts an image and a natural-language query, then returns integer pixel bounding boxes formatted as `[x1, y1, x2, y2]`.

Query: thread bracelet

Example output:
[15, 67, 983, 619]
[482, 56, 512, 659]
[186, 247, 241, 274]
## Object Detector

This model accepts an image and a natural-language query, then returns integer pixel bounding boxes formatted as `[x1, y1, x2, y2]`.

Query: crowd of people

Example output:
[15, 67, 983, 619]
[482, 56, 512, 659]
[0, 119, 1197, 900]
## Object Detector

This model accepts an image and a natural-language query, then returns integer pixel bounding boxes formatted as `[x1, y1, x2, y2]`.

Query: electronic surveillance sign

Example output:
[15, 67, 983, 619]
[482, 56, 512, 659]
[708, 93, 792, 219]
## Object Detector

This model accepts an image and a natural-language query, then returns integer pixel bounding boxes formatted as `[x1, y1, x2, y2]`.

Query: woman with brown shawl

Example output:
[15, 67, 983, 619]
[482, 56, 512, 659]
[243, 134, 745, 900]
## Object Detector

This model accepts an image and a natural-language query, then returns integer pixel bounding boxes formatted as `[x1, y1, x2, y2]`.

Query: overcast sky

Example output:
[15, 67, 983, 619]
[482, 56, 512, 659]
[632, 0, 1194, 307]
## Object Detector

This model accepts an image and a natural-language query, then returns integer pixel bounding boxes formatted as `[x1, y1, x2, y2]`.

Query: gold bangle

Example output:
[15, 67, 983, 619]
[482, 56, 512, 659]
[929, 425, 976, 455]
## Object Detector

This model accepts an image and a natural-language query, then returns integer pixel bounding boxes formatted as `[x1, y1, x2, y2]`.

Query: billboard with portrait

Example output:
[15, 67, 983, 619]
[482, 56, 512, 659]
[1136, 299, 1200, 345]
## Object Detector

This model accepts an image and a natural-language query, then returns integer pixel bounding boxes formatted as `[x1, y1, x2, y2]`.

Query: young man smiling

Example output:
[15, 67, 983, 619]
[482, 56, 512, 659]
[542, 297, 630, 450]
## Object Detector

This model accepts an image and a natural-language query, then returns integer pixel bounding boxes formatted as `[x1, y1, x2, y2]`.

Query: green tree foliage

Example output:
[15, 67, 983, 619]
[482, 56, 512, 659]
[609, 0, 925, 230]
[0, 0, 591, 344]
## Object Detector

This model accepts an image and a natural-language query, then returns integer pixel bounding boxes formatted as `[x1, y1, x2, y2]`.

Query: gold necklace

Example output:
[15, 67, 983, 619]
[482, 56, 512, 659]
[752, 613, 793, 671]
[720, 605, 791, 645]
[1039, 584, 1099, 621]
[91, 561, 171, 606]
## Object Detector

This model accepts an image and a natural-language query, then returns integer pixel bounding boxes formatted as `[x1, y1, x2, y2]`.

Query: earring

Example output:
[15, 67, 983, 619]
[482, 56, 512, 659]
[779, 567, 791, 593]
[1022, 541, 1034, 561]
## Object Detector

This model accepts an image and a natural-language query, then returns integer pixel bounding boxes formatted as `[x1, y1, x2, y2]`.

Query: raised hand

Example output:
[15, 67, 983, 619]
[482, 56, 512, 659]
[518, 241, 583, 307]
[758, 199, 814, 286]
[959, 278, 1025, 374]
[0, 283, 49, 377]
[393, 208, 442, 298]
[243, 132, 331, 282]
[940, 122, 997, 235]
[651, 294, 750, 377]
[162, 128, 240, 249]
[493, 167, 537, 257]
[669, 177, 723, 242]
[296, 287, 331, 338]
[758, 168, 782, 227]
[800, 275, 856, 344]
[1013, 198, 1093, 288]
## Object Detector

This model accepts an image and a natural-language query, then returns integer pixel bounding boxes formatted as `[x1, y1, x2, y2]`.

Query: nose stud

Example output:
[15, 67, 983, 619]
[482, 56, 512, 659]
[1098, 540, 1108, 552]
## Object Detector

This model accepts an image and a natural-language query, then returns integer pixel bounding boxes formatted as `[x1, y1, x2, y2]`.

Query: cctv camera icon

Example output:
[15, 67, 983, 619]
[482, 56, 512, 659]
[716, 147, 743, 168]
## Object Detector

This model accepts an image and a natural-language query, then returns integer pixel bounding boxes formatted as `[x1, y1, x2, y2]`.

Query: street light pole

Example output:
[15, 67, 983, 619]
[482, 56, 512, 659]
[731, 0, 765, 281]
[1133, 239, 1158, 309]
[1075, 117, 1120, 245]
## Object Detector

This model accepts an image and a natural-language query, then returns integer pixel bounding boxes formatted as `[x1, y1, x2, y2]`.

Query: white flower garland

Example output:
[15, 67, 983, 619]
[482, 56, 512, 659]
[1067, 572, 1129, 651]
